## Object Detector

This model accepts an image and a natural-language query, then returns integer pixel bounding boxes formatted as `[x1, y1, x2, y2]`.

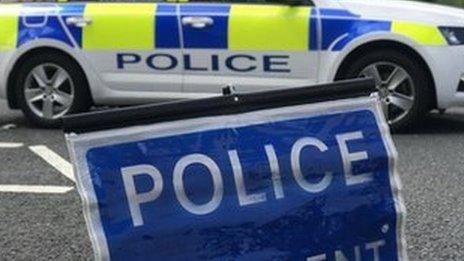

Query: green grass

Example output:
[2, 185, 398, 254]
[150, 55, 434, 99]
[420, 0, 464, 7]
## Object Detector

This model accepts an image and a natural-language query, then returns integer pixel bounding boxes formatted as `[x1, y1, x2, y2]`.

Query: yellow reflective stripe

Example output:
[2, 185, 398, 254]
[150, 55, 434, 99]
[391, 21, 446, 46]
[0, 4, 21, 50]
[83, 3, 156, 50]
[228, 5, 310, 51]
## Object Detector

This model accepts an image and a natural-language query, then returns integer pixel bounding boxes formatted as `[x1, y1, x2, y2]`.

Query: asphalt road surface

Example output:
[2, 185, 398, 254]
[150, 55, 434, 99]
[0, 100, 463, 261]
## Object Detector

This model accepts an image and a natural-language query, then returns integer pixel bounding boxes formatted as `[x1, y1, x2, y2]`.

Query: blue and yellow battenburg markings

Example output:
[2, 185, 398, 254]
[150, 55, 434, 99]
[60, 4, 85, 47]
[229, 5, 311, 51]
[180, 4, 230, 49]
[83, 3, 156, 50]
[156, 4, 181, 48]
[318, 8, 447, 50]
[391, 21, 447, 45]
[0, 4, 448, 51]
[17, 3, 78, 48]
[319, 8, 391, 51]
[0, 4, 21, 50]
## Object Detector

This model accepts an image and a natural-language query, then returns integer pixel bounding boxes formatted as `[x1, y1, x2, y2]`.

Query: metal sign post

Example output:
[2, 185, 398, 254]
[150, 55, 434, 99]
[64, 79, 407, 261]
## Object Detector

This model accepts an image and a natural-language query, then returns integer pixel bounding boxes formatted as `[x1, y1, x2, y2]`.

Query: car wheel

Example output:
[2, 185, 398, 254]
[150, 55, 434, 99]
[337, 49, 433, 132]
[16, 52, 92, 128]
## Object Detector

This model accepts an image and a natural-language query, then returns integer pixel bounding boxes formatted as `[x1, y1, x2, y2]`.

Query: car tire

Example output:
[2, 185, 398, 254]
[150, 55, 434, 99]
[337, 48, 434, 132]
[15, 52, 92, 128]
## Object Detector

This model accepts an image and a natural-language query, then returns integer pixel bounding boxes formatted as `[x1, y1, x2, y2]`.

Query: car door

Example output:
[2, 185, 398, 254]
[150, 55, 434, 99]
[73, 2, 183, 98]
[180, 0, 319, 94]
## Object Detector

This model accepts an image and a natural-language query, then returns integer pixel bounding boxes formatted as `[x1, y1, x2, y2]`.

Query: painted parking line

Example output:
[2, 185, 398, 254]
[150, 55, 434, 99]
[0, 185, 74, 194]
[0, 142, 24, 148]
[0, 144, 76, 194]
[28, 145, 76, 183]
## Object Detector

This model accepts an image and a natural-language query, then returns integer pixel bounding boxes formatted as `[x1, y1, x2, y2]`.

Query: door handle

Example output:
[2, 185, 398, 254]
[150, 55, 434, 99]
[182, 16, 214, 29]
[66, 16, 92, 28]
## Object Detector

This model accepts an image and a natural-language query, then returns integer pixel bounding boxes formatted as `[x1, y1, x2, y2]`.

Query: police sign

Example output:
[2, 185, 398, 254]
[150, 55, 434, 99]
[65, 80, 406, 261]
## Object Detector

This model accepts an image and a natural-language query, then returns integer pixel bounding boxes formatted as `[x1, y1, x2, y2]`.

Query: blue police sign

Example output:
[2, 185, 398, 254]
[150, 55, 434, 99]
[66, 94, 406, 261]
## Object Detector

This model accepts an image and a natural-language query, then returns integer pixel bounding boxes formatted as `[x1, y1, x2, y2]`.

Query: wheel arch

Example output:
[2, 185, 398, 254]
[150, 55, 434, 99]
[334, 40, 437, 109]
[7, 46, 93, 109]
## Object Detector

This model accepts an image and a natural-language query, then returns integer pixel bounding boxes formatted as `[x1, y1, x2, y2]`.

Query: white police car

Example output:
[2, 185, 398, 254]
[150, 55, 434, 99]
[1, 0, 464, 130]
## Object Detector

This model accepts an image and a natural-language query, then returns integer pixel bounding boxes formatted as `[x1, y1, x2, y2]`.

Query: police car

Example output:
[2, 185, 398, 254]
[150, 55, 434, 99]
[1, 0, 464, 130]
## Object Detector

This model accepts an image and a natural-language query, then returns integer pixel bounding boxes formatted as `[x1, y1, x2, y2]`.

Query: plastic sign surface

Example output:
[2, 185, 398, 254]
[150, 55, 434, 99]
[66, 96, 406, 261]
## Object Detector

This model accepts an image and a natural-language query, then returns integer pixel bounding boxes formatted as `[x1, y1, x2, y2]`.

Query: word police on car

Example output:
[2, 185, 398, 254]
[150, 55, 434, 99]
[117, 53, 291, 73]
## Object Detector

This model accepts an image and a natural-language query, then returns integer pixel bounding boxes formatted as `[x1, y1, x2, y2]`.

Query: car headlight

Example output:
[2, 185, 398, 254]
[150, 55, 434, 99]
[439, 26, 464, 45]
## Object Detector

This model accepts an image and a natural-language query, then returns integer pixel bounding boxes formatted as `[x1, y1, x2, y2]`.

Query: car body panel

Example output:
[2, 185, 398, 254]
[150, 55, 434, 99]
[336, 0, 464, 26]
[179, 4, 319, 94]
[1, 0, 464, 109]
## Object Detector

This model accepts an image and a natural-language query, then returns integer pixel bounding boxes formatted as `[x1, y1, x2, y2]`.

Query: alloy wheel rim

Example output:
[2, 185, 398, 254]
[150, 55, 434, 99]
[24, 63, 75, 120]
[358, 62, 415, 125]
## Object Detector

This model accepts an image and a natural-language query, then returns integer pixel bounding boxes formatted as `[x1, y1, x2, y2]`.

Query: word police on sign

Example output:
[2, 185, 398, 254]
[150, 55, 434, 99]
[123, 129, 375, 225]
[65, 80, 406, 261]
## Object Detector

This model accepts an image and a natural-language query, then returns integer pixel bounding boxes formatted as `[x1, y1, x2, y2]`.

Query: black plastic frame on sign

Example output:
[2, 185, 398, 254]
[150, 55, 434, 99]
[63, 78, 376, 134]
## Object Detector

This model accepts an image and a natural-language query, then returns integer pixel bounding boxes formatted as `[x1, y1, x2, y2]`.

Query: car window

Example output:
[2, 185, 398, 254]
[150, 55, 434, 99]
[185, 0, 314, 5]
[0, 0, 313, 5]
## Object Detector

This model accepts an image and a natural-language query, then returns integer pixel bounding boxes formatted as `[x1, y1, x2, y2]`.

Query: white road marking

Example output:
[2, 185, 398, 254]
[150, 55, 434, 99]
[0, 185, 74, 194]
[28, 145, 76, 183]
[0, 123, 16, 130]
[0, 142, 24, 148]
